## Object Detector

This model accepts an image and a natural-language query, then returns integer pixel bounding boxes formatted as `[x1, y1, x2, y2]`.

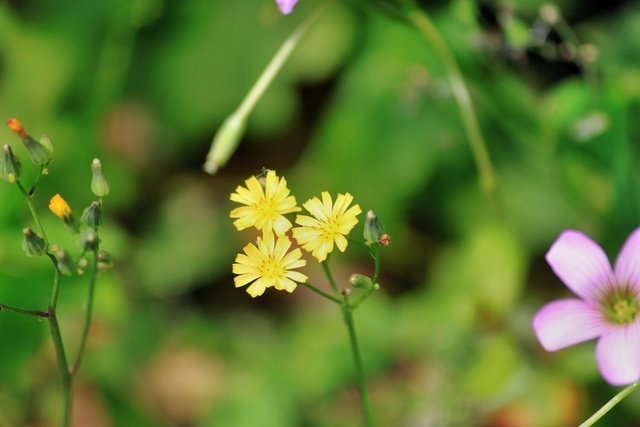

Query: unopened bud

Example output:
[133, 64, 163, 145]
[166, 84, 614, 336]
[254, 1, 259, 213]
[363, 210, 385, 246]
[81, 201, 102, 229]
[49, 194, 78, 232]
[97, 250, 114, 271]
[203, 113, 246, 175]
[90, 158, 110, 197]
[39, 135, 54, 155]
[77, 257, 89, 275]
[81, 229, 100, 251]
[0, 144, 21, 183]
[6, 118, 27, 139]
[48, 244, 75, 276]
[22, 228, 46, 257]
[349, 274, 373, 290]
[7, 119, 53, 164]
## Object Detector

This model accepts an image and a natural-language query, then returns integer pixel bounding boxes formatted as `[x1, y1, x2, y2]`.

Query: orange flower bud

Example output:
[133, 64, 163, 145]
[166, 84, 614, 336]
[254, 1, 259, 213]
[6, 118, 27, 139]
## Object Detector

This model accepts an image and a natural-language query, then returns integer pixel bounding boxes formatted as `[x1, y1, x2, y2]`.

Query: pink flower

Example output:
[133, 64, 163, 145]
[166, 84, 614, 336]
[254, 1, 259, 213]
[533, 228, 640, 385]
[276, 0, 299, 14]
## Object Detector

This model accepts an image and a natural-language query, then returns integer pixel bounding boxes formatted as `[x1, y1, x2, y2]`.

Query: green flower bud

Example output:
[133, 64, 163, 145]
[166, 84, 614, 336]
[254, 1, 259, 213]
[39, 134, 54, 155]
[23, 135, 52, 165]
[77, 257, 89, 275]
[0, 144, 21, 183]
[81, 201, 102, 229]
[91, 158, 110, 197]
[203, 113, 246, 175]
[22, 228, 46, 257]
[349, 274, 373, 290]
[81, 229, 100, 251]
[363, 210, 385, 246]
[48, 244, 75, 276]
[97, 250, 114, 271]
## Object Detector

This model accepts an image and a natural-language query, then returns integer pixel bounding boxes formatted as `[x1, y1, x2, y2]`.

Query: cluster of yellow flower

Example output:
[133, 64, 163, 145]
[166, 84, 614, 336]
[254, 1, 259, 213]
[230, 170, 362, 297]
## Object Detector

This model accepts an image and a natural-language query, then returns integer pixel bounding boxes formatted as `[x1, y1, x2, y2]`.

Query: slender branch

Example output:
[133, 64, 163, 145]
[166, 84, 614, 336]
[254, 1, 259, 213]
[71, 248, 99, 375]
[302, 282, 342, 304]
[321, 260, 340, 295]
[16, 179, 49, 244]
[406, 6, 496, 198]
[342, 296, 374, 427]
[0, 303, 49, 318]
[579, 382, 640, 427]
[47, 268, 72, 427]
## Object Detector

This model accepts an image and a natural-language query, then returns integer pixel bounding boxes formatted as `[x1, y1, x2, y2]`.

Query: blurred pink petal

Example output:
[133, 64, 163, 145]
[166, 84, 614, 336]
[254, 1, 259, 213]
[614, 227, 640, 293]
[276, 0, 299, 14]
[546, 230, 614, 303]
[533, 299, 606, 351]
[596, 322, 640, 385]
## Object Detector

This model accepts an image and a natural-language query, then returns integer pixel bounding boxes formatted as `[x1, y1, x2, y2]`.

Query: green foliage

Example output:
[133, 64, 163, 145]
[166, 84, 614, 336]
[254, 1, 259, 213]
[2, 0, 640, 425]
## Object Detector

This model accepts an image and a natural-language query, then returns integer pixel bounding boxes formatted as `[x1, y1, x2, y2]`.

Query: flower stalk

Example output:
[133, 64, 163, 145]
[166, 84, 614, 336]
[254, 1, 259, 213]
[204, 1, 331, 174]
[579, 382, 640, 427]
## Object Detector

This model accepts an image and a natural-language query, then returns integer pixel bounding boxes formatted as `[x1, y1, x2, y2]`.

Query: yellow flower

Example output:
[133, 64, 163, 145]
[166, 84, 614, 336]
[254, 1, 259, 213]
[293, 192, 362, 262]
[232, 231, 308, 297]
[230, 170, 300, 236]
[49, 194, 72, 220]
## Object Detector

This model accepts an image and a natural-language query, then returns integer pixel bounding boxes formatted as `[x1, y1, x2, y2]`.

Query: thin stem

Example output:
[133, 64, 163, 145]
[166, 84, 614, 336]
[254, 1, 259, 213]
[0, 303, 49, 318]
[16, 179, 49, 244]
[47, 268, 72, 427]
[302, 282, 342, 304]
[370, 245, 381, 285]
[321, 260, 340, 295]
[29, 164, 47, 196]
[579, 382, 640, 427]
[71, 248, 99, 375]
[342, 297, 374, 427]
[234, 1, 330, 119]
[406, 6, 496, 198]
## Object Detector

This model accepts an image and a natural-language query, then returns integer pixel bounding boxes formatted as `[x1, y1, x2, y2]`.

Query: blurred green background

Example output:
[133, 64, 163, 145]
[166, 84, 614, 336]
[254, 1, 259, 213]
[1, 0, 640, 425]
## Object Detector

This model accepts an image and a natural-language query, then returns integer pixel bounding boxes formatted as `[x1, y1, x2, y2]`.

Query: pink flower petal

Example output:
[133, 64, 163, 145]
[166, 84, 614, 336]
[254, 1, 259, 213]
[546, 230, 614, 303]
[276, 0, 299, 14]
[532, 299, 606, 351]
[596, 321, 640, 385]
[614, 227, 640, 293]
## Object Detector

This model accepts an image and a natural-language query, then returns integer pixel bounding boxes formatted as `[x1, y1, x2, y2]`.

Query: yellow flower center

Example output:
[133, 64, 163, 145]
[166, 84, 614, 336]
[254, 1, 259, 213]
[603, 288, 639, 324]
[259, 257, 284, 282]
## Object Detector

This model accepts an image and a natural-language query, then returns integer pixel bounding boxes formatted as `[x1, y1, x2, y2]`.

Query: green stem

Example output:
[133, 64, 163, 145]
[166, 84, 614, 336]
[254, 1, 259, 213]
[71, 248, 99, 375]
[370, 245, 381, 285]
[321, 260, 340, 295]
[302, 282, 342, 304]
[48, 267, 72, 427]
[578, 382, 640, 427]
[342, 297, 374, 427]
[234, 2, 329, 119]
[406, 6, 496, 198]
[204, 0, 331, 174]
[0, 303, 49, 318]
[16, 179, 49, 244]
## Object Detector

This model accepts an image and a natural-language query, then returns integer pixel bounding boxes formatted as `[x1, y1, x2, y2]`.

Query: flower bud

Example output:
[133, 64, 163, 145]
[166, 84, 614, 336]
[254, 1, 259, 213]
[22, 228, 46, 257]
[90, 158, 110, 197]
[81, 201, 102, 229]
[39, 135, 54, 155]
[363, 210, 385, 246]
[0, 144, 21, 183]
[349, 274, 373, 290]
[7, 118, 52, 164]
[97, 250, 114, 271]
[49, 194, 78, 232]
[48, 244, 75, 276]
[81, 229, 100, 251]
[203, 113, 246, 175]
[77, 257, 89, 275]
